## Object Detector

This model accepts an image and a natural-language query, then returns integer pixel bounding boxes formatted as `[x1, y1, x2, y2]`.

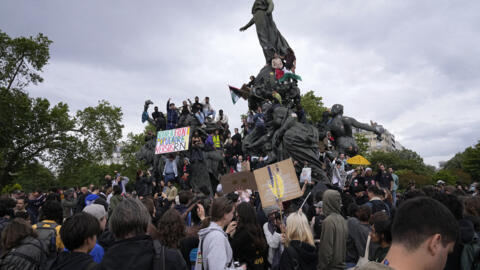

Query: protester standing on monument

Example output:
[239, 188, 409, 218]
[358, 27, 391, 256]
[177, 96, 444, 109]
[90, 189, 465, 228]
[167, 98, 179, 130]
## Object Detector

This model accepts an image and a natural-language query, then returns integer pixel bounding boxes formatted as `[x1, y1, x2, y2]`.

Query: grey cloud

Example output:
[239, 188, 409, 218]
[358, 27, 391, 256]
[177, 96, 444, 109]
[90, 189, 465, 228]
[2, 0, 479, 166]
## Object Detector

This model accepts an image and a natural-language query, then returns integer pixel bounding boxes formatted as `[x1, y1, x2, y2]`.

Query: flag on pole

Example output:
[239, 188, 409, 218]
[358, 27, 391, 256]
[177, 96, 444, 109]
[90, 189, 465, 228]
[228, 85, 241, 104]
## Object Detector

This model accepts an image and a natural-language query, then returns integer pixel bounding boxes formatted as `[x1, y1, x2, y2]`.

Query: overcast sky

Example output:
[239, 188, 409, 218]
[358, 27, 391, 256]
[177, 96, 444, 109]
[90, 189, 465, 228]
[1, 0, 479, 167]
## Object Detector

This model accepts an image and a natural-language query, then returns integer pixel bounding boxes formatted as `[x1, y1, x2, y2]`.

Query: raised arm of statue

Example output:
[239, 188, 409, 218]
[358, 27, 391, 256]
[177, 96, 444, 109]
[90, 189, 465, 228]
[240, 18, 255, 32]
[266, 0, 274, 14]
[347, 117, 381, 135]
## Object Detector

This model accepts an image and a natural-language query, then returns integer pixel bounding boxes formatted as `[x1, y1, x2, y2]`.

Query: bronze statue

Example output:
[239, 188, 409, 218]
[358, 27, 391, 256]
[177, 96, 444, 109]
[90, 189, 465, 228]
[327, 104, 384, 156]
[240, 0, 291, 63]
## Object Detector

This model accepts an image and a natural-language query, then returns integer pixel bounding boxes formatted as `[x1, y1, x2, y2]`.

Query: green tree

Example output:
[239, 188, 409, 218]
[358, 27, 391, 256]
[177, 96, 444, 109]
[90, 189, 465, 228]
[0, 30, 52, 91]
[14, 161, 56, 192]
[396, 169, 433, 189]
[0, 31, 125, 188]
[463, 141, 480, 180]
[366, 149, 435, 185]
[432, 169, 458, 186]
[0, 88, 74, 185]
[300, 91, 327, 123]
[354, 133, 369, 156]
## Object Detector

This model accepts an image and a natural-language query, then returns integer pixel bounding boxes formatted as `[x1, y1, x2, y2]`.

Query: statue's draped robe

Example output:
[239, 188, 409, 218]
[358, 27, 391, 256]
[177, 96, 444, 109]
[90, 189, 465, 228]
[252, 0, 290, 62]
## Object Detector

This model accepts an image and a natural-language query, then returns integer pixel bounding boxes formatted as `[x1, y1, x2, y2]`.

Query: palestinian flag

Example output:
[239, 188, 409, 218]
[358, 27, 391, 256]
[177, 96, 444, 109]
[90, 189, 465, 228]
[278, 73, 302, 83]
[228, 85, 241, 104]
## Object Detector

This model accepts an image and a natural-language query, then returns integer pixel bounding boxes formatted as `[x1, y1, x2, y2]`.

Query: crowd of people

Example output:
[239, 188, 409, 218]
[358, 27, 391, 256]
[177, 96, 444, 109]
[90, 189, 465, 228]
[1, 160, 480, 270]
[1, 95, 480, 270]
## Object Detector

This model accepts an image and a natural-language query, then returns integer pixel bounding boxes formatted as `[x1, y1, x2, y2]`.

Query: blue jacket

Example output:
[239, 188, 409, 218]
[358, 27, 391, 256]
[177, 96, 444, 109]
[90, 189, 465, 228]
[167, 101, 179, 124]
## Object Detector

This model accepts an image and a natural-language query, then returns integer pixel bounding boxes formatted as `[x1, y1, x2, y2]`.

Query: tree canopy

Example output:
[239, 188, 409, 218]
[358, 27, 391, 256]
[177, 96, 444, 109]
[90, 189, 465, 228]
[0, 30, 52, 91]
[0, 31, 124, 189]
[300, 90, 327, 123]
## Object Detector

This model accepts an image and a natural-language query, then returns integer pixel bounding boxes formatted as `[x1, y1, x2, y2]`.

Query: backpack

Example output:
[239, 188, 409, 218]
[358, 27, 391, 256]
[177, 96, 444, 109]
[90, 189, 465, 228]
[35, 221, 59, 269]
[153, 239, 166, 270]
[366, 200, 390, 217]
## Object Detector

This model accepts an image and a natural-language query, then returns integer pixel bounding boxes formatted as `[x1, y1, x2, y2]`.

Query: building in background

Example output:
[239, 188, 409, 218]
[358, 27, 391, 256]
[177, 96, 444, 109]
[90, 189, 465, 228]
[353, 123, 404, 153]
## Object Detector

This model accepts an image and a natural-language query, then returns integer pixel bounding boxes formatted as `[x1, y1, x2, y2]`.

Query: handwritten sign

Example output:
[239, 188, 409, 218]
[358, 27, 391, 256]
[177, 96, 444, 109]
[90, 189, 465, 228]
[253, 158, 302, 208]
[220, 171, 257, 194]
[155, 127, 190, 154]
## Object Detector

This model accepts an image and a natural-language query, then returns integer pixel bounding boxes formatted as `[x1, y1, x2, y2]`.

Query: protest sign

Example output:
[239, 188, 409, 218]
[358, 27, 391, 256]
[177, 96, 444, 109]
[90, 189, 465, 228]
[300, 167, 312, 184]
[220, 171, 257, 194]
[155, 127, 190, 154]
[253, 158, 302, 208]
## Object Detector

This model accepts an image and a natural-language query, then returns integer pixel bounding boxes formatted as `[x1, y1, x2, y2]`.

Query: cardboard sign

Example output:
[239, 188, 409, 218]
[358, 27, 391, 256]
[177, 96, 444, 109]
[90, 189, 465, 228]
[253, 158, 302, 208]
[155, 127, 190, 154]
[220, 171, 257, 194]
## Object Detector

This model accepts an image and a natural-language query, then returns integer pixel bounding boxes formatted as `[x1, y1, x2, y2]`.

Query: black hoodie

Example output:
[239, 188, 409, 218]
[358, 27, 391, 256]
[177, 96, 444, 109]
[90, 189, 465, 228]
[51, 251, 96, 270]
[99, 235, 187, 270]
[279, 240, 318, 270]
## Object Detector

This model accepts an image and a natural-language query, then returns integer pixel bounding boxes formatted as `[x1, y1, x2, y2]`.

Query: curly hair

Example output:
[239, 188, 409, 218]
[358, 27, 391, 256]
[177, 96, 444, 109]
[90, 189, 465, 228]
[157, 209, 185, 248]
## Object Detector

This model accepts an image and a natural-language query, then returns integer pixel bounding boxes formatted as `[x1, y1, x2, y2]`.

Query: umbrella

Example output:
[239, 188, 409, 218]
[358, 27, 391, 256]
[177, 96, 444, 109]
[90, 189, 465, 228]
[347, 155, 371, 166]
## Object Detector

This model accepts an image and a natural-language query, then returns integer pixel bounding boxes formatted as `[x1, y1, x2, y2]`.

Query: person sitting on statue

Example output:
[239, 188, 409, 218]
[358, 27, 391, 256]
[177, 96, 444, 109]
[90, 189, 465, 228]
[190, 96, 203, 114]
[177, 100, 192, 127]
[272, 90, 282, 104]
[190, 96, 205, 127]
[205, 131, 215, 151]
[215, 109, 229, 129]
[232, 128, 242, 143]
[253, 106, 266, 134]
[163, 153, 179, 185]
[284, 48, 296, 73]
[202, 96, 216, 119]
[166, 98, 179, 130]
[190, 131, 204, 162]
[247, 76, 256, 88]
[295, 104, 306, 123]
[152, 106, 161, 120]
[212, 129, 223, 150]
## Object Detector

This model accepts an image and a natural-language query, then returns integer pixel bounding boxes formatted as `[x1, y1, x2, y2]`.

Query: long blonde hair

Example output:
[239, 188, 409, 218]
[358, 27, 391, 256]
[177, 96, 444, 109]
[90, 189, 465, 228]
[285, 211, 314, 247]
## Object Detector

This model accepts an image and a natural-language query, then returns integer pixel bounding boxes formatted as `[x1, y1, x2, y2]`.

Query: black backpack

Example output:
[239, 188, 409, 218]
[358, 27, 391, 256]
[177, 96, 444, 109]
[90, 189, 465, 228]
[153, 240, 166, 270]
[35, 221, 59, 269]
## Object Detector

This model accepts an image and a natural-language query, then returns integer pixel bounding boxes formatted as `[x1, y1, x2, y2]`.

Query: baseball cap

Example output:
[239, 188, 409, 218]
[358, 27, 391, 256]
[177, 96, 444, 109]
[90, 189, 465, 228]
[83, 204, 107, 221]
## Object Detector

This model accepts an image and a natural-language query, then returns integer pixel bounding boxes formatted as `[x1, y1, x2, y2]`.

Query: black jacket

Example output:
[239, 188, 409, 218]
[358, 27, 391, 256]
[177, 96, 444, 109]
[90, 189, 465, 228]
[51, 251, 97, 270]
[229, 227, 267, 269]
[0, 236, 47, 270]
[279, 240, 318, 270]
[99, 235, 187, 270]
[135, 176, 154, 197]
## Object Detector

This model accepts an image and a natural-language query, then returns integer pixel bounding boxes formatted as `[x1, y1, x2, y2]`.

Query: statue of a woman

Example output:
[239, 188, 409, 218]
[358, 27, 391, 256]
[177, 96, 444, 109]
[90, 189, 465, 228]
[240, 0, 291, 63]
